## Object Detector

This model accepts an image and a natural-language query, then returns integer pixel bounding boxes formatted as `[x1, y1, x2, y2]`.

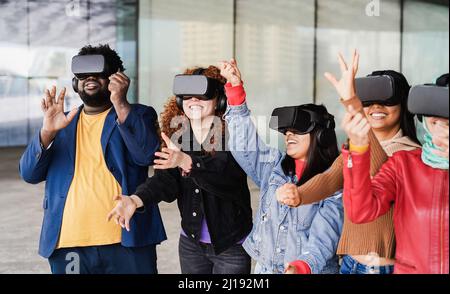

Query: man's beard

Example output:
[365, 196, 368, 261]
[79, 88, 112, 107]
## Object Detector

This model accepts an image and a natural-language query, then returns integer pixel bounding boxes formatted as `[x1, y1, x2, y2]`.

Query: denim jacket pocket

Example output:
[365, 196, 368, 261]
[266, 173, 288, 209]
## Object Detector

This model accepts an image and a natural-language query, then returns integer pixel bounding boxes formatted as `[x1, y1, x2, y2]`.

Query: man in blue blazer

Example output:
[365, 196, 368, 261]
[19, 44, 166, 274]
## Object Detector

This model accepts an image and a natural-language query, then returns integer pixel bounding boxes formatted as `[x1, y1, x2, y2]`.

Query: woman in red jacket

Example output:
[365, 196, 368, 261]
[341, 76, 449, 274]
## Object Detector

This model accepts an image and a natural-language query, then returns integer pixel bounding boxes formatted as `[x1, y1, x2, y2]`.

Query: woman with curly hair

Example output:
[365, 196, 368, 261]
[107, 66, 253, 274]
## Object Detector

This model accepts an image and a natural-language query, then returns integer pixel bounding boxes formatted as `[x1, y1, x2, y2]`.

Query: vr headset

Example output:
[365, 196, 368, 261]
[173, 74, 221, 101]
[355, 75, 400, 107]
[173, 69, 227, 112]
[408, 85, 449, 119]
[269, 106, 335, 134]
[71, 54, 114, 92]
[269, 105, 336, 147]
[71, 54, 112, 79]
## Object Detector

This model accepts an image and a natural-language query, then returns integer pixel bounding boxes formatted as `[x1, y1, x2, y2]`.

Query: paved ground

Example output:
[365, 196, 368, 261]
[0, 147, 259, 274]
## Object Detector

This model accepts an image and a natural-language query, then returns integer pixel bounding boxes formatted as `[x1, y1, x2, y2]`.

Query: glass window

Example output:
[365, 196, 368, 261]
[0, 76, 29, 146]
[0, 0, 29, 146]
[1, 0, 448, 149]
[235, 0, 315, 148]
[402, 0, 449, 85]
[236, 0, 315, 114]
[0, 0, 138, 147]
[138, 0, 234, 114]
[28, 0, 89, 78]
[114, 0, 138, 103]
[88, 0, 116, 45]
[316, 0, 401, 143]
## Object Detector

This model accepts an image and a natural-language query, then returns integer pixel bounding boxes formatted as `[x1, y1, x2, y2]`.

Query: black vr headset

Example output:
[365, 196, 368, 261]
[173, 68, 227, 112]
[71, 54, 114, 93]
[355, 75, 400, 107]
[408, 85, 449, 119]
[269, 105, 336, 147]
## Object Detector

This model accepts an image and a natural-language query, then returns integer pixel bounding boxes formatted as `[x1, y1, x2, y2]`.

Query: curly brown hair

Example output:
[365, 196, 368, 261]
[159, 65, 227, 152]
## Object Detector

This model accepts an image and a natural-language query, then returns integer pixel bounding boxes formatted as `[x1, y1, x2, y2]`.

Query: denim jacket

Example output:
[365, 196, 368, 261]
[224, 102, 344, 274]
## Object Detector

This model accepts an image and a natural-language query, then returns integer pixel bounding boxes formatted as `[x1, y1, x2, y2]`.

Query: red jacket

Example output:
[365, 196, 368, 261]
[342, 148, 449, 274]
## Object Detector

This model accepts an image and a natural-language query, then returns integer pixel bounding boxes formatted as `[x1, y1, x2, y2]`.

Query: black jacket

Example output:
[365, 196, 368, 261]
[134, 128, 253, 255]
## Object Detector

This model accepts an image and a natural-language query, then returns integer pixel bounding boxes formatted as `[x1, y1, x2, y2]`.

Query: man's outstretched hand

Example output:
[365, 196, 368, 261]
[40, 86, 78, 148]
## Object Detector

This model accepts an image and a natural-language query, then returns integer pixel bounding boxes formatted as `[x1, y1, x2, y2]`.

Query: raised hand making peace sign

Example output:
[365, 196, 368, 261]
[324, 49, 360, 101]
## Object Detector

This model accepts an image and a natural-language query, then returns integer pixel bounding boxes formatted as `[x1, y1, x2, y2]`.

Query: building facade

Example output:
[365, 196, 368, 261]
[1, 0, 449, 147]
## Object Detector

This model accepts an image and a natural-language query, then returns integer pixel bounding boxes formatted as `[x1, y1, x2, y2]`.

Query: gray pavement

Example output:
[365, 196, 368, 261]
[0, 147, 259, 274]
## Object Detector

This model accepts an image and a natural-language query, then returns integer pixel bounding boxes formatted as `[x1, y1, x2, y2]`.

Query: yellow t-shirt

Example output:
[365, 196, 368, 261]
[57, 108, 122, 248]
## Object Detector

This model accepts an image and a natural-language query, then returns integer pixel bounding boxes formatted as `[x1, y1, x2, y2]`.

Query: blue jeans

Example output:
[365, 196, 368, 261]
[340, 255, 394, 275]
[179, 235, 251, 274]
[48, 243, 157, 274]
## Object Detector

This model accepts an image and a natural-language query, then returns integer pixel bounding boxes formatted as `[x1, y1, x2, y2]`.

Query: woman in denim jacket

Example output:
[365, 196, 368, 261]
[219, 60, 344, 274]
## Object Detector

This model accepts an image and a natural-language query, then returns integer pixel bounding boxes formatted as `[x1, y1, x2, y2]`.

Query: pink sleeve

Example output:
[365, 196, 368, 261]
[224, 83, 246, 105]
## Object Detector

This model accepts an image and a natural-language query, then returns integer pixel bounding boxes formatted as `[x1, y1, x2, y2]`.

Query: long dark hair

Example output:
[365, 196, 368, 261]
[436, 73, 449, 87]
[368, 70, 420, 145]
[281, 104, 339, 186]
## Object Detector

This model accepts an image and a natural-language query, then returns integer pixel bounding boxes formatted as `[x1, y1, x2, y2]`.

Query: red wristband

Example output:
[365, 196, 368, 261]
[225, 83, 246, 105]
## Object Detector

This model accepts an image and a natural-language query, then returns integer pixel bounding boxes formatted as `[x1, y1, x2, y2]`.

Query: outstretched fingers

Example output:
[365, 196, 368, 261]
[45, 89, 53, 107]
[338, 52, 348, 73]
[161, 132, 179, 150]
[324, 72, 339, 88]
[229, 58, 242, 79]
[41, 99, 47, 113]
[50, 86, 57, 105]
[57, 87, 66, 110]
[352, 49, 360, 73]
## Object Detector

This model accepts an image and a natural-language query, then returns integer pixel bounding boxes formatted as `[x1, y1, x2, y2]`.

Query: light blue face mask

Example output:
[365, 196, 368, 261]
[418, 118, 449, 170]
[415, 116, 427, 146]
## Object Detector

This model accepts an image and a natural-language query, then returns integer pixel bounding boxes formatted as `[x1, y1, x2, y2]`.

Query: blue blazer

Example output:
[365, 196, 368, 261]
[19, 104, 167, 258]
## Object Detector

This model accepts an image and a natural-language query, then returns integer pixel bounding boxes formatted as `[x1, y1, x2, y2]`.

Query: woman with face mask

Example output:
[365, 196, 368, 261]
[220, 59, 344, 274]
[107, 66, 253, 274]
[341, 74, 449, 274]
